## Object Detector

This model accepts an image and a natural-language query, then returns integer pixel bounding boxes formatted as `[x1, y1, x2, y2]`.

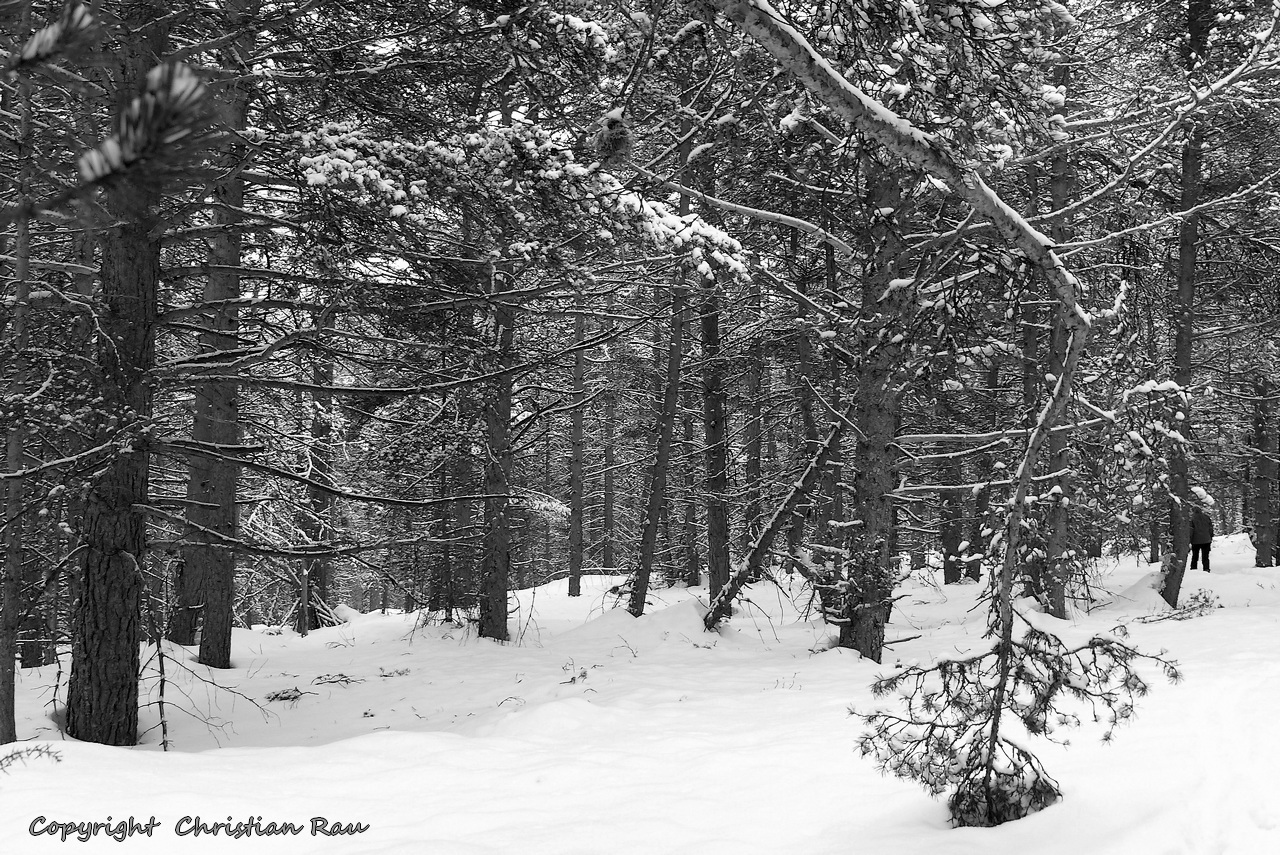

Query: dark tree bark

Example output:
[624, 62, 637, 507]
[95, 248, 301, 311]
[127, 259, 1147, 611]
[1159, 0, 1210, 608]
[568, 310, 586, 596]
[680, 373, 702, 587]
[478, 289, 515, 640]
[67, 199, 159, 746]
[296, 332, 335, 635]
[1252, 374, 1275, 567]
[628, 279, 685, 617]
[175, 8, 256, 663]
[1041, 126, 1075, 619]
[600, 292, 617, 574]
[700, 279, 730, 598]
[839, 165, 906, 663]
[0, 63, 32, 743]
[742, 277, 765, 549]
[67, 1, 172, 747]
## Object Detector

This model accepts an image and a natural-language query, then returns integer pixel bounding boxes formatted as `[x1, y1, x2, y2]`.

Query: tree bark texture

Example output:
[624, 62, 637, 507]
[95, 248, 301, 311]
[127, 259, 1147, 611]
[176, 8, 256, 661]
[568, 310, 585, 596]
[67, 206, 160, 746]
[478, 289, 515, 640]
[1160, 0, 1211, 608]
[700, 279, 730, 598]
[628, 281, 685, 617]
[1252, 375, 1275, 567]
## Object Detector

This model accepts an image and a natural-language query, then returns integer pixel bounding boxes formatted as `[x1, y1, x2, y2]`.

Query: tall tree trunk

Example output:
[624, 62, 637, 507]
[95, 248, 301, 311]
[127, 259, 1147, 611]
[701, 278, 730, 598]
[1041, 117, 1074, 619]
[1253, 374, 1275, 567]
[786, 259, 822, 566]
[175, 9, 256, 663]
[840, 165, 905, 662]
[968, 361, 1001, 580]
[680, 374, 701, 587]
[478, 281, 515, 640]
[67, 3, 169, 746]
[628, 279, 685, 617]
[568, 310, 586, 596]
[600, 293, 617, 574]
[0, 38, 33, 742]
[601, 386, 616, 573]
[1160, 0, 1210, 608]
[297, 330, 334, 635]
[742, 278, 765, 550]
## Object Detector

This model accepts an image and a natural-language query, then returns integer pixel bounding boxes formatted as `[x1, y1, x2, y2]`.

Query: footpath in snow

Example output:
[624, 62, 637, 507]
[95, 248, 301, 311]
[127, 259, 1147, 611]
[1, 534, 1278, 853]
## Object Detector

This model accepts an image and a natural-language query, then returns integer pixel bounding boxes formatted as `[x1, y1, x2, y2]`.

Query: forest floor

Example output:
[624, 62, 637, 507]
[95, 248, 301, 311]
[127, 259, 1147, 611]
[2, 534, 1278, 853]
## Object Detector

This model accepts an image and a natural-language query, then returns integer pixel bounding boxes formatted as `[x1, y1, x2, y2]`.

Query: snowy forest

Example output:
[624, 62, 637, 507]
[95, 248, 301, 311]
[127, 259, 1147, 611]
[2, 0, 1280, 850]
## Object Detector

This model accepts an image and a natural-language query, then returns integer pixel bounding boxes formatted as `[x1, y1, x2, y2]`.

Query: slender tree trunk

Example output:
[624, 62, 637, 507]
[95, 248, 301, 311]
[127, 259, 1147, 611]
[629, 279, 685, 617]
[297, 333, 334, 635]
[0, 44, 33, 742]
[786, 262, 822, 566]
[742, 278, 765, 550]
[680, 374, 701, 587]
[1041, 127, 1074, 619]
[600, 292, 617, 574]
[1253, 375, 1275, 567]
[568, 310, 586, 596]
[701, 279, 730, 598]
[601, 382, 617, 573]
[1160, 0, 1210, 608]
[969, 361, 1000, 580]
[478, 281, 515, 640]
[176, 11, 256, 662]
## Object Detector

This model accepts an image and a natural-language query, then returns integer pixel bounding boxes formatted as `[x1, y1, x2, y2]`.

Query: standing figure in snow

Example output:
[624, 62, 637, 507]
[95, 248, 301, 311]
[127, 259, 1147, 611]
[1190, 507, 1214, 573]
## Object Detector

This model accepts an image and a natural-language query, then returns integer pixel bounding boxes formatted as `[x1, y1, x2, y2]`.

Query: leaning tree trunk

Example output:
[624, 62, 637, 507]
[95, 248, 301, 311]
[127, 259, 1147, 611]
[629, 278, 685, 617]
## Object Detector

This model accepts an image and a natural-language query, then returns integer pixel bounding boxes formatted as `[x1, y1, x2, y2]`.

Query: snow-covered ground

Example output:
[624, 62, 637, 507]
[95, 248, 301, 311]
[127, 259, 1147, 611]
[2, 534, 1278, 853]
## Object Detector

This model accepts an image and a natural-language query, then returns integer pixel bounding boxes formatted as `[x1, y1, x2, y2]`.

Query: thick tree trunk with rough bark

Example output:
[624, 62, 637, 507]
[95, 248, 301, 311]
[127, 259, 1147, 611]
[67, 0, 172, 746]
[837, 167, 905, 662]
[67, 202, 161, 746]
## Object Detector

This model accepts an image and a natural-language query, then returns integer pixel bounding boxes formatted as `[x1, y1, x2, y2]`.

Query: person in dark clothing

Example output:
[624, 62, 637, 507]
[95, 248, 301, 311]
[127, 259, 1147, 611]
[1190, 507, 1214, 572]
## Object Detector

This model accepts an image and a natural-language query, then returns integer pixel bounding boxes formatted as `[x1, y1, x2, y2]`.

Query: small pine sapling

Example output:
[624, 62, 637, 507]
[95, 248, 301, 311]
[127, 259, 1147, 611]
[855, 609, 1180, 827]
